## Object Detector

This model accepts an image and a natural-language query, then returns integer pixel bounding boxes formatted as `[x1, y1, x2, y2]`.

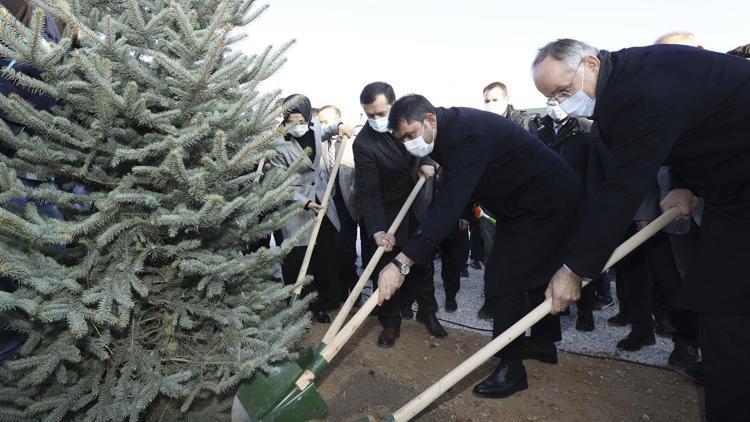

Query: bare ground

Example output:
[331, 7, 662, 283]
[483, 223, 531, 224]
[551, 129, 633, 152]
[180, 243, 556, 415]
[304, 317, 704, 422]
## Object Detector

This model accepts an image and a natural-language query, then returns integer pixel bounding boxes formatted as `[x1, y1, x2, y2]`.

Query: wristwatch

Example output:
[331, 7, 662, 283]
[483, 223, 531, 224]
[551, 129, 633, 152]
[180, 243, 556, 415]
[391, 258, 410, 276]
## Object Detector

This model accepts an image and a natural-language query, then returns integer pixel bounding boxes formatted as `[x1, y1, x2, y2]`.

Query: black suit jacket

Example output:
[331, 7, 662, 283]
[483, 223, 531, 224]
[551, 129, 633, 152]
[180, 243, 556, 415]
[402, 107, 583, 296]
[565, 45, 750, 313]
[353, 123, 427, 246]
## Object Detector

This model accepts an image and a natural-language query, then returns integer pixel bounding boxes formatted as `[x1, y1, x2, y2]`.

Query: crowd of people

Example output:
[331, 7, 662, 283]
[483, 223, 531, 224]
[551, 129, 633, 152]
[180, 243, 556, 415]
[265, 32, 750, 422]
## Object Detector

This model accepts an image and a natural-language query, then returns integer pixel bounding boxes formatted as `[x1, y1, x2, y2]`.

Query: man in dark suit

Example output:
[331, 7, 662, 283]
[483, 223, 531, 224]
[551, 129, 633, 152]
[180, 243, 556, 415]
[533, 39, 750, 421]
[353, 82, 446, 348]
[378, 94, 584, 398]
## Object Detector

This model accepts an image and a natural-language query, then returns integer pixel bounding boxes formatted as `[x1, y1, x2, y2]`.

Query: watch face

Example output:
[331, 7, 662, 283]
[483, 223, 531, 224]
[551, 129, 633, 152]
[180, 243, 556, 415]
[400, 266, 410, 276]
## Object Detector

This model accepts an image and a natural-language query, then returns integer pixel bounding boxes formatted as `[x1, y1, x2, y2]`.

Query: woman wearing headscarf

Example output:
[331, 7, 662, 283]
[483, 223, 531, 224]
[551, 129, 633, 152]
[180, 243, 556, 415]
[268, 94, 352, 323]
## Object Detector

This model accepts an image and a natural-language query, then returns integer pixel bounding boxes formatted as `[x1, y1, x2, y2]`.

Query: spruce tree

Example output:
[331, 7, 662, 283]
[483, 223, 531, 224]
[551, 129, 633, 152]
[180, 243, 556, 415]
[0, 1, 311, 420]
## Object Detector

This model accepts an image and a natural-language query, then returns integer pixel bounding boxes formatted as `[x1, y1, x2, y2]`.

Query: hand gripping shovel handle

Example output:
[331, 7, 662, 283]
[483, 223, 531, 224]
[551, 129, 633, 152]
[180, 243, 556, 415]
[290, 138, 349, 304]
[386, 207, 682, 422]
[322, 176, 427, 345]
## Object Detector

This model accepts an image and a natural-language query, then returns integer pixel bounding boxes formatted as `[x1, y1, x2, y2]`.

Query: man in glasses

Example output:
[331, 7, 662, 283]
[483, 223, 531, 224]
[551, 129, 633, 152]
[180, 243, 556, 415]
[532, 38, 750, 421]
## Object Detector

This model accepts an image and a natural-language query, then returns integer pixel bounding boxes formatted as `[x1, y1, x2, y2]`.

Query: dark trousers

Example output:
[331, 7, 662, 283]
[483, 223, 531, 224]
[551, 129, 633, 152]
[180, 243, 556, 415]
[281, 218, 342, 311]
[648, 232, 698, 345]
[577, 278, 600, 313]
[614, 225, 655, 330]
[374, 247, 438, 328]
[492, 284, 561, 362]
[440, 228, 470, 298]
[699, 313, 750, 422]
[469, 220, 484, 261]
[334, 194, 358, 300]
[359, 217, 375, 272]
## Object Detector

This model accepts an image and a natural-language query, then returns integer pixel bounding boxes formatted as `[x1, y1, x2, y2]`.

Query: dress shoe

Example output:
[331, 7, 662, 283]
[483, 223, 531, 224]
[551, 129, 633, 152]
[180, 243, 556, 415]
[400, 302, 414, 319]
[616, 327, 655, 351]
[445, 295, 458, 312]
[575, 310, 595, 332]
[377, 326, 400, 348]
[655, 317, 675, 338]
[685, 361, 704, 385]
[607, 311, 629, 327]
[416, 312, 448, 338]
[473, 361, 528, 398]
[668, 342, 700, 369]
[522, 340, 558, 364]
[477, 302, 492, 320]
[469, 259, 483, 270]
[313, 310, 331, 324]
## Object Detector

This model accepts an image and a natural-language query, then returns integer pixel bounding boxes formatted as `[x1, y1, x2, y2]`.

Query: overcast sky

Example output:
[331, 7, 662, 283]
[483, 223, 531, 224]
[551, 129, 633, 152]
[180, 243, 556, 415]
[236, 0, 744, 122]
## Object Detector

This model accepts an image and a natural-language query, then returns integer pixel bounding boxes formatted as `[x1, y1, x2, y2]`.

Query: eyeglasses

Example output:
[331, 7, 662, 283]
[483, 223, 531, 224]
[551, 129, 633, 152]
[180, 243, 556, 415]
[547, 61, 583, 103]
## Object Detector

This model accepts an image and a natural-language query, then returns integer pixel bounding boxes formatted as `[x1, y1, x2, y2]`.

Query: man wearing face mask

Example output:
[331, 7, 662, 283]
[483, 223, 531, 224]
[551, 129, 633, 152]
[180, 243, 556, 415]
[269, 94, 352, 324]
[381, 94, 584, 398]
[352, 82, 446, 348]
[483, 82, 539, 133]
[532, 38, 750, 421]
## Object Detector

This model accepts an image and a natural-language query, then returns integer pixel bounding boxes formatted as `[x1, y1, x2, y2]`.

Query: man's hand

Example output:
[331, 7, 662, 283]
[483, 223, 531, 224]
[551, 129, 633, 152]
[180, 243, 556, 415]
[377, 262, 405, 305]
[307, 202, 325, 212]
[419, 165, 436, 180]
[373, 231, 395, 251]
[338, 122, 354, 138]
[661, 188, 698, 219]
[457, 219, 470, 231]
[545, 265, 584, 314]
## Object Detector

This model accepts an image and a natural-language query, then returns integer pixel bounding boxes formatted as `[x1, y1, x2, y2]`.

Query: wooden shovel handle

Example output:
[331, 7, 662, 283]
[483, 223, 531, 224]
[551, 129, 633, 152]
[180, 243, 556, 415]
[292, 138, 349, 296]
[389, 207, 682, 422]
[322, 176, 427, 345]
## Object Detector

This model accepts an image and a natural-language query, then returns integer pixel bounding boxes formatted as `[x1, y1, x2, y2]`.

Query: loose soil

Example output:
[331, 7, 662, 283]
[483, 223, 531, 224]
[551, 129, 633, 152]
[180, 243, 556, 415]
[304, 317, 704, 422]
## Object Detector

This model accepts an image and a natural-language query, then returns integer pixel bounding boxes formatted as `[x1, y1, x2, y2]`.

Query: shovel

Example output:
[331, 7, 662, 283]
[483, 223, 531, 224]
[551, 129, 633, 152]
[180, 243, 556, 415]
[357, 207, 681, 422]
[233, 176, 428, 421]
[289, 137, 348, 306]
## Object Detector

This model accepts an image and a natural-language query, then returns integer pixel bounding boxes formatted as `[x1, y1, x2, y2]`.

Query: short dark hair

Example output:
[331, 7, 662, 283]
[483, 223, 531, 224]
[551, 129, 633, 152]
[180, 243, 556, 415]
[360, 81, 396, 105]
[727, 43, 750, 59]
[387, 94, 436, 132]
[319, 105, 342, 119]
[482, 81, 508, 97]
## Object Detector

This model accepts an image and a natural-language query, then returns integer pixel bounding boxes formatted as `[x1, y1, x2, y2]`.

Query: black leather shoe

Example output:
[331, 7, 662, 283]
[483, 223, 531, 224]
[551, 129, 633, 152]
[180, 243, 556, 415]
[473, 361, 528, 398]
[522, 340, 558, 364]
[576, 310, 595, 332]
[416, 312, 448, 338]
[313, 310, 331, 324]
[616, 327, 655, 351]
[377, 326, 400, 348]
[607, 312, 629, 327]
[655, 317, 675, 338]
[669, 342, 700, 369]
[477, 302, 492, 320]
[401, 302, 414, 319]
[445, 295, 458, 312]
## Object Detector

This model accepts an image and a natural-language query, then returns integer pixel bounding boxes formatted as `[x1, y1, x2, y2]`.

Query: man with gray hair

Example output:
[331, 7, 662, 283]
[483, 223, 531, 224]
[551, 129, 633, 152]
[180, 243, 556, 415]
[532, 38, 750, 421]
[654, 31, 702, 48]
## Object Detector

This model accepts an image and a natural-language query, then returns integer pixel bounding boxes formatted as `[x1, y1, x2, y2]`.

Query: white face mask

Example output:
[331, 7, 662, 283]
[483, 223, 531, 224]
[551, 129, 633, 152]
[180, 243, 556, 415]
[287, 123, 309, 138]
[559, 69, 595, 118]
[546, 100, 568, 122]
[403, 122, 434, 157]
[483, 100, 508, 116]
[368, 116, 390, 133]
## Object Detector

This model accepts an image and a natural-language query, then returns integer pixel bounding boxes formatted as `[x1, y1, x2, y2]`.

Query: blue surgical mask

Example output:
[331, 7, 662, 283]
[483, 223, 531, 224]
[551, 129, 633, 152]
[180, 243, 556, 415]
[368, 116, 390, 133]
[559, 69, 595, 118]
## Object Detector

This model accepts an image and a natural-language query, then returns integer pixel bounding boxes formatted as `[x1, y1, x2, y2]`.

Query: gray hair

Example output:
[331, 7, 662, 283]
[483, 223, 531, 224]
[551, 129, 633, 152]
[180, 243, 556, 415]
[654, 31, 698, 46]
[532, 38, 600, 71]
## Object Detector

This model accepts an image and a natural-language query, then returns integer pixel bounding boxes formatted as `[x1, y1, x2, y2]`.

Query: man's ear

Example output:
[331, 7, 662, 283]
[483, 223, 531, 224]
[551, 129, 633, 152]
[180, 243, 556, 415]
[424, 113, 437, 128]
[584, 55, 600, 75]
